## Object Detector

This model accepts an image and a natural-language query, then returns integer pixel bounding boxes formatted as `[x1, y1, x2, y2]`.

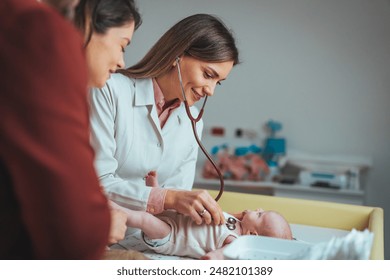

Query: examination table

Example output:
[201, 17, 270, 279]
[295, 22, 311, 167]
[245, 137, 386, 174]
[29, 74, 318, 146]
[206, 190, 384, 260]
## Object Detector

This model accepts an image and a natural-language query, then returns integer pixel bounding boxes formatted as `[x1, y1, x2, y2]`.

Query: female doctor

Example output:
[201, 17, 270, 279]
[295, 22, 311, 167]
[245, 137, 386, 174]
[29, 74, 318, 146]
[89, 14, 239, 240]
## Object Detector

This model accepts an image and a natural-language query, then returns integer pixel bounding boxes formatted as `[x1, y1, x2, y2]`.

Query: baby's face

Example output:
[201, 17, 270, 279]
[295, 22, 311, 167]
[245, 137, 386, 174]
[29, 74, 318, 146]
[240, 209, 265, 234]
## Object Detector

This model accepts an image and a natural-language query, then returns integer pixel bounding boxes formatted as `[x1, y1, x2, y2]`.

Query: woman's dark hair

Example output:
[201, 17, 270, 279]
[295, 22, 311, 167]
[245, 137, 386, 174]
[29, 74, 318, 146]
[43, 0, 78, 19]
[122, 14, 239, 78]
[74, 0, 142, 46]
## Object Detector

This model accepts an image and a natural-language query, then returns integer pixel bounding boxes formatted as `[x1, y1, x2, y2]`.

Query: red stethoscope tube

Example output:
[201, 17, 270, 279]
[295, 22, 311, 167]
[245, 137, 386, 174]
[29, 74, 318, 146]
[176, 58, 224, 201]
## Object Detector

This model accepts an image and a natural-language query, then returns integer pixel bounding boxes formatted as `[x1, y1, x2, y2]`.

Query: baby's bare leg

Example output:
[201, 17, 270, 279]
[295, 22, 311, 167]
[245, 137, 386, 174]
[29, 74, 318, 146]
[110, 201, 170, 239]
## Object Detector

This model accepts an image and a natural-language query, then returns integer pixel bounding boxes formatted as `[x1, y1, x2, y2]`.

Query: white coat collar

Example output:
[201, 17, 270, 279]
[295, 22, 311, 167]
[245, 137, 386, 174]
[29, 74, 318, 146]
[133, 78, 154, 106]
[132, 78, 185, 132]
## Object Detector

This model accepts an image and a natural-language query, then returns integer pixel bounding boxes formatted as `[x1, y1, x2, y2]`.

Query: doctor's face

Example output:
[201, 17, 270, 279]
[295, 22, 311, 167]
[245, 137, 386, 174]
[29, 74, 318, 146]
[85, 22, 135, 88]
[172, 56, 234, 106]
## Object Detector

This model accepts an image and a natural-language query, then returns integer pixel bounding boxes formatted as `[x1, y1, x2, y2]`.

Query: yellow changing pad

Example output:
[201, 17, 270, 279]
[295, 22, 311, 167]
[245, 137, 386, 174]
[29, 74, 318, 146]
[205, 190, 384, 259]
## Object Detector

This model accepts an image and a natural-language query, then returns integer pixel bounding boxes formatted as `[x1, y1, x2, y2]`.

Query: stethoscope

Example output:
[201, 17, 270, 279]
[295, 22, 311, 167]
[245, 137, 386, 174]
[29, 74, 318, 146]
[176, 57, 224, 201]
[226, 216, 240, 230]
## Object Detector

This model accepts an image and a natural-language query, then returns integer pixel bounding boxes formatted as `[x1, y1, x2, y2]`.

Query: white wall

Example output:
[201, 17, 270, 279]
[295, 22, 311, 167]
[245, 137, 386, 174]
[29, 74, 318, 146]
[125, 0, 390, 259]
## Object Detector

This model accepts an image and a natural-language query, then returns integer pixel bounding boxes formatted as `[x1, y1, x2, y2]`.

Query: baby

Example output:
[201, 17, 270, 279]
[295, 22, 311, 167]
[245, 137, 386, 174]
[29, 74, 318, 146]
[110, 171, 292, 259]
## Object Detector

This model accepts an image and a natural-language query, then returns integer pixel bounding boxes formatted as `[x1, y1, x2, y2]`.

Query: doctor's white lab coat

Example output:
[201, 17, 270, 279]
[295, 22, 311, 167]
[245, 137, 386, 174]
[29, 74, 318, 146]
[89, 73, 203, 211]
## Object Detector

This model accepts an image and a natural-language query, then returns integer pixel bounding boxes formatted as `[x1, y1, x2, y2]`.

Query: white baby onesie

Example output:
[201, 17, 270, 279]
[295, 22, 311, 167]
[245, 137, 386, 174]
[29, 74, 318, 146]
[143, 211, 239, 259]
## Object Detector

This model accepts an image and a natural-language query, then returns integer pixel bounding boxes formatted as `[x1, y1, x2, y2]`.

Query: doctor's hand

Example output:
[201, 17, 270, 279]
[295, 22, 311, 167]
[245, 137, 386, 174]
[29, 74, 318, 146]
[164, 189, 225, 226]
[107, 208, 127, 245]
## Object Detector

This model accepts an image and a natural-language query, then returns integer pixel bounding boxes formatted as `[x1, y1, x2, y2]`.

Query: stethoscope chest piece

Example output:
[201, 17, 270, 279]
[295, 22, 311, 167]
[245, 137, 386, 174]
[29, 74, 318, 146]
[226, 217, 237, 230]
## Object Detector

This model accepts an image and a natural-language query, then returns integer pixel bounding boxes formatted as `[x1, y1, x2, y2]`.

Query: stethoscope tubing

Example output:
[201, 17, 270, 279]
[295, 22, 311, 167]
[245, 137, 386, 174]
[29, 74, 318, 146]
[176, 57, 224, 201]
[185, 101, 224, 201]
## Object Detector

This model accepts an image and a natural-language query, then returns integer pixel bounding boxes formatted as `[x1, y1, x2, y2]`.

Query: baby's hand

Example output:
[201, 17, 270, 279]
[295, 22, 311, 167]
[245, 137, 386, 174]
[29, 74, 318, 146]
[200, 248, 225, 260]
[230, 211, 245, 220]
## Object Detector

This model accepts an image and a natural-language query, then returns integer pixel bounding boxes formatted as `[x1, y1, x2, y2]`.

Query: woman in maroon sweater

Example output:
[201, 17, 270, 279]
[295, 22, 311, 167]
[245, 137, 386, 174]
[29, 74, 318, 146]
[0, 0, 141, 259]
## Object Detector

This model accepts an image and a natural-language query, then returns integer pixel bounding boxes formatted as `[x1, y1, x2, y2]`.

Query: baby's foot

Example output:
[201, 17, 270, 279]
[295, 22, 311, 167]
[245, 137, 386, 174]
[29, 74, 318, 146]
[145, 170, 159, 187]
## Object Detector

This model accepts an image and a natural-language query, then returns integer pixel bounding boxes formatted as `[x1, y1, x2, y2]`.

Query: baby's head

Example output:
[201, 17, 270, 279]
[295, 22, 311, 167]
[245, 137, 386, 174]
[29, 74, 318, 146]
[240, 209, 292, 240]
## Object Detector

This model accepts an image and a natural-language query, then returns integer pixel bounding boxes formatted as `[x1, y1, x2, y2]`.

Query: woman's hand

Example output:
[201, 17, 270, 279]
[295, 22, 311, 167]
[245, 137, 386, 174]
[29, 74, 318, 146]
[107, 208, 127, 245]
[164, 189, 225, 225]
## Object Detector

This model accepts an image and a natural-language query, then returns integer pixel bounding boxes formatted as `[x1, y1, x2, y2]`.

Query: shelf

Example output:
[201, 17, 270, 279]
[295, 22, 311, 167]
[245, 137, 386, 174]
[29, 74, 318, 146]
[194, 177, 365, 205]
[195, 177, 363, 195]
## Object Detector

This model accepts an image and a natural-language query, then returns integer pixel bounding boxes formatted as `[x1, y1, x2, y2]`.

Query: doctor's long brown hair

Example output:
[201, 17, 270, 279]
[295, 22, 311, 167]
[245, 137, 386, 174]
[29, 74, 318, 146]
[120, 14, 239, 79]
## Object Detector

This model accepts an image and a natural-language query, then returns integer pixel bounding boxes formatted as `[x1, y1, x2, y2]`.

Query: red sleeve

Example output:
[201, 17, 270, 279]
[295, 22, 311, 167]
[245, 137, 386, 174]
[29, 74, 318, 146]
[0, 3, 110, 259]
